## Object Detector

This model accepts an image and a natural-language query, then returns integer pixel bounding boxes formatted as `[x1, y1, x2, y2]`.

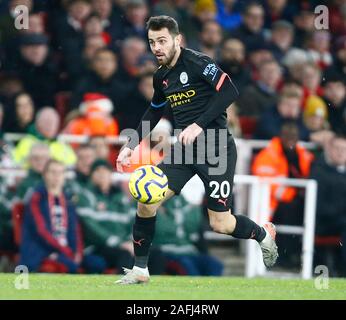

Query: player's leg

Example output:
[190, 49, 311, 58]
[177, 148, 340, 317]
[196, 136, 278, 267]
[116, 162, 195, 284]
[132, 188, 175, 269]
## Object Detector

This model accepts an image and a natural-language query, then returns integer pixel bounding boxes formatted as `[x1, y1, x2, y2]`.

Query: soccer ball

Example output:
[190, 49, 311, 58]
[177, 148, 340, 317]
[128, 165, 168, 204]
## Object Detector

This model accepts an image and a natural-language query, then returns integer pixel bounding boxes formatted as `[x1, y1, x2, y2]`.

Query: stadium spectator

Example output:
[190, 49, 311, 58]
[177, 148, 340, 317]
[89, 135, 110, 161]
[7, 33, 59, 108]
[13, 107, 76, 168]
[322, 76, 346, 136]
[292, 5, 316, 48]
[64, 143, 96, 197]
[75, 159, 134, 271]
[263, 0, 293, 29]
[117, 37, 151, 85]
[252, 122, 314, 267]
[0, 103, 14, 251]
[237, 59, 281, 118]
[154, 195, 223, 276]
[67, 34, 108, 82]
[83, 13, 111, 45]
[180, 0, 217, 46]
[117, 72, 154, 131]
[306, 30, 333, 70]
[268, 20, 294, 63]
[303, 95, 334, 147]
[300, 63, 324, 101]
[247, 42, 275, 78]
[152, 0, 191, 26]
[0, 170, 15, 253]
[73, 144, 96, 188]
[229, 1, 265, 52]
[83, 35, 107, 64]
[64, 93, 119, 137]
[254, 90, 310, 141]
[76, 158, 165, 274]
[53, 0, 92, 87]
[0, 75, 24, 112]
[70, 48, 129, 111]
[215, 0, 242, 32]
[0, 103, 5, 161]
[91, 0, 124, 43]
[54, 0, 91, 49]
[218, 38, 251, 94]
[20, 13, 46, 35]
[121, 0, 149, 40]
[194, 20, 223, 60]
[20, 160, 84, 273]
[282, 48, 309, 83]
[15, 143, 50, 202]
[324, 35, 346, 85]
[3, 92, 35, 134]
[311, 135, 346, 276]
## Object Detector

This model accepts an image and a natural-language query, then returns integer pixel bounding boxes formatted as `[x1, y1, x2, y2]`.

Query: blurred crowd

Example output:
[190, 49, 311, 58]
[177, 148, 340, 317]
[0, 0, 345, 276]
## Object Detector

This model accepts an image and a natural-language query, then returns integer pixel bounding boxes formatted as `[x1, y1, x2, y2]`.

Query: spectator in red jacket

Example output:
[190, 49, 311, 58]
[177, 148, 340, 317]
[20, 159, 106, 273]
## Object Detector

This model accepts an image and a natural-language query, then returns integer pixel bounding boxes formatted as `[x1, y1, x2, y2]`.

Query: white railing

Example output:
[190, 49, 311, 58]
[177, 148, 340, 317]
[0, 134, 318, 279]
[243, 176, 317, 280]
[0, 167, 317, 279]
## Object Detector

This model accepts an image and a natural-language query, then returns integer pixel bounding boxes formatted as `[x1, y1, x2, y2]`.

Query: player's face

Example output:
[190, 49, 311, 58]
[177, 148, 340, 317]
[148, 28, 180, 66]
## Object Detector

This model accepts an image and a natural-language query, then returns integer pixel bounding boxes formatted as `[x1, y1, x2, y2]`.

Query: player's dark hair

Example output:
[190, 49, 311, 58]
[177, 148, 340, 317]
[146, 15, 179, 36]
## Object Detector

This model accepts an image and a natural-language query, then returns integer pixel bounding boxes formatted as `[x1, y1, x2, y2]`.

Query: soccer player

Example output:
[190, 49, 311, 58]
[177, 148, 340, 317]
[116, 15, 278, 284]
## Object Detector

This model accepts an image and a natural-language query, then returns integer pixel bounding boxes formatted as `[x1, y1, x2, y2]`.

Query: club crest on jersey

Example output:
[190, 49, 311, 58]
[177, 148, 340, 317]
[180, 72, 188, 84]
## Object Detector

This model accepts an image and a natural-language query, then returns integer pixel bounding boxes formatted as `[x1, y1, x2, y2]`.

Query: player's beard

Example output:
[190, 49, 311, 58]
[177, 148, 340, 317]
[158, 44, 177, 67]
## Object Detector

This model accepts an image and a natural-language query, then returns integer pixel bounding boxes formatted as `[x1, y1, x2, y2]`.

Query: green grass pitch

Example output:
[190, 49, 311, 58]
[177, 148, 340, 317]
[0, 274, 345, 299]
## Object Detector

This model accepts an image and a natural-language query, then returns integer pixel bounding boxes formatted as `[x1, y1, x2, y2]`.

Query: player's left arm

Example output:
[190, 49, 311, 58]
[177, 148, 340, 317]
[179, 57, 239, 145]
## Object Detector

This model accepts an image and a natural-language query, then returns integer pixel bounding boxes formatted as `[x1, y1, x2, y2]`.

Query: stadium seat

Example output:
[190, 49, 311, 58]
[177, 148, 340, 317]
[239, 117, 257, 139]
[55, 91, 72, 125]
[12, 202, 25, 246]
[315, 235, 341, 246]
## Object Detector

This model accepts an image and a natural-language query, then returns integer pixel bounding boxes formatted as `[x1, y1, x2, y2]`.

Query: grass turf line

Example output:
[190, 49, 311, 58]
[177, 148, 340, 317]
[0, 274, 345, 300]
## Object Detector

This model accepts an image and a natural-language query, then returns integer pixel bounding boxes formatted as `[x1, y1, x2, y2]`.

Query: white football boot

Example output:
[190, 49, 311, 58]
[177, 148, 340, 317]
[259, 222, 279, 268]
[115, 266, 150, 285]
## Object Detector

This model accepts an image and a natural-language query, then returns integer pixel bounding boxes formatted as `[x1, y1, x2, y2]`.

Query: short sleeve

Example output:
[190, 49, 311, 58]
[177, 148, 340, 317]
[151, 72, 167, 109]
[193, 56, 229, 92]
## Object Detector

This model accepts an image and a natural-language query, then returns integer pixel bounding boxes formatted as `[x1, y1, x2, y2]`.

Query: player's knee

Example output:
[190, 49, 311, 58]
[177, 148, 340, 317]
[209, 217, 229, 234]
[209, 213, 235, 234]
[137, 202, 158, 217]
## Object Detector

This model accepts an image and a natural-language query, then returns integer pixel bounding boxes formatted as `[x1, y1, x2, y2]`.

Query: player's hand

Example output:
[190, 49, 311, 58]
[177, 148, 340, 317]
[116, 147, 133, 172]
[178, 123, 203, 145]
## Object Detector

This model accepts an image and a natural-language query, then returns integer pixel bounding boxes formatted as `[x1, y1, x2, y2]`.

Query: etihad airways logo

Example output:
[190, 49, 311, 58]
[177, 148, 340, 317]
[167, 90, 196, 107]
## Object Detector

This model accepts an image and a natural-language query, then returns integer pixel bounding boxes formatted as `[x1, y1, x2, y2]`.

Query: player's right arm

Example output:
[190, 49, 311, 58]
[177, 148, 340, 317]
[116, 72, 167, 172]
